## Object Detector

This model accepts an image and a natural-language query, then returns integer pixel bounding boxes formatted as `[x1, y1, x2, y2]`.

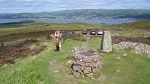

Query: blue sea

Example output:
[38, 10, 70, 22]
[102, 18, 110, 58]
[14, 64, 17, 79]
[0, 18, 135, 25]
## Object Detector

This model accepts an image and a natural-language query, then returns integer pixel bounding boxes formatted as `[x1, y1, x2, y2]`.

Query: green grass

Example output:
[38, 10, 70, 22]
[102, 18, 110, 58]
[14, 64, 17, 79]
[0, 39, 82, 84]
[99, 50, 150, 84]
[0, 41, 56, 84]
[0, 38, 150, 84]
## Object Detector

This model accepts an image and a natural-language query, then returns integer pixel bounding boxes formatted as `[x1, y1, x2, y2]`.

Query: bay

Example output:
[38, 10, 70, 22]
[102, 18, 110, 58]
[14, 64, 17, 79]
[0, 18, 135, 25]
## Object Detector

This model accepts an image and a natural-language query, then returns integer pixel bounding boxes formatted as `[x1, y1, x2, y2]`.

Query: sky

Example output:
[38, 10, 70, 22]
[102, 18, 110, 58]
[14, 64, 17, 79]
[0, 0, 150, 13]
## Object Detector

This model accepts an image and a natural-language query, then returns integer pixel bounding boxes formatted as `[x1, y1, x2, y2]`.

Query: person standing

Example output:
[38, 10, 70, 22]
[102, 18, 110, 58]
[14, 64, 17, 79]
[55, 31, 61, 51]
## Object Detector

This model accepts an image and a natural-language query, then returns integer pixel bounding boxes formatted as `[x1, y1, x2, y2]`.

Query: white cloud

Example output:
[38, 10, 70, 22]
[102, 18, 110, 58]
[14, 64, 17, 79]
[82, 0, 100, 2]
[0, 0, 149, 13]
[17, 0, 32, 1]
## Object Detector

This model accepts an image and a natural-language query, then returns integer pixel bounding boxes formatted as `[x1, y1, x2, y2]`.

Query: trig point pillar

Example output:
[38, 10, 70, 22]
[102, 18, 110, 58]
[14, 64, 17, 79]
[101, 31, 112, 52]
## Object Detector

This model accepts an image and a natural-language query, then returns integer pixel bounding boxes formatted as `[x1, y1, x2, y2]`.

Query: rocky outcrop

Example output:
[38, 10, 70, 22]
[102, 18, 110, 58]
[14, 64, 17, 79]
[113, 42, 150, 57]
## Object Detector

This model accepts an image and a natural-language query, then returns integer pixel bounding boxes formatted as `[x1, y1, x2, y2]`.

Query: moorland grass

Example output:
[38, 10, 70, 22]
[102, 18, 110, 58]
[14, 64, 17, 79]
[0, 38, 150, 84]
[0, 20, 150, 84]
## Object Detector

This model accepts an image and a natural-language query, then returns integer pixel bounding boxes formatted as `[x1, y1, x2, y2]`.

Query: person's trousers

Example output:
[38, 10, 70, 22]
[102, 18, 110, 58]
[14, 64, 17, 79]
[56, 46, 60, 51]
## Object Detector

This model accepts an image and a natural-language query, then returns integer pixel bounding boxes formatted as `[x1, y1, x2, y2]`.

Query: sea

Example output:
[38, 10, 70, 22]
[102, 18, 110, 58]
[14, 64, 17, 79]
[0, 18, 136, 25]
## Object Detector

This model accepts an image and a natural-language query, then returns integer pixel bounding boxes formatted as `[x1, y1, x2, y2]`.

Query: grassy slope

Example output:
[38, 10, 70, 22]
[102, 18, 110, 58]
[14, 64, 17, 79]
[0, 20, 149, 37]
[0, 22, 98, 36]
[0, 20, 150, 84]
[0, 39, 82, 84]
[87, 38, 150, 84]
[0, 38, 150, 84]
[0, 41, 55, 84]
[113, 20, 150, 37]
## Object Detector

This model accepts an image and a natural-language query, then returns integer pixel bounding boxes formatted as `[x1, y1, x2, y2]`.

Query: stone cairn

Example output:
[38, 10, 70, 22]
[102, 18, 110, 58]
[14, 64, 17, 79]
[72, 42, 102, 78]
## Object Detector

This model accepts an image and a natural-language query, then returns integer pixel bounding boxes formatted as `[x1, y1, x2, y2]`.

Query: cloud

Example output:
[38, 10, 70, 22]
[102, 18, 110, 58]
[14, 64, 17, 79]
[15, 0, 33, 2]
[0, 0, 149, 13]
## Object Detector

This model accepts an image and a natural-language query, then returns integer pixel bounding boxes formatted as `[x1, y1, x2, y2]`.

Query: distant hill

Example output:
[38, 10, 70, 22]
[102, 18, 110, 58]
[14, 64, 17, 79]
[0, 9, 150, 19]
[0, 20, 35, 28]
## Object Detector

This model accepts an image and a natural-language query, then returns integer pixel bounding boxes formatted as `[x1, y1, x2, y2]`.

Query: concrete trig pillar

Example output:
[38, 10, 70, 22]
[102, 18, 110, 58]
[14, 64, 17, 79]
[101, 31, 112, 52]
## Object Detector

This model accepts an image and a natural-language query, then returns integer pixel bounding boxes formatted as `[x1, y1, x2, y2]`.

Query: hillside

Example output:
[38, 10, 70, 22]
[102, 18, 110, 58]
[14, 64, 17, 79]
[0, 37, 150, 84]
[0, 19, 150, 84]
[0, 20, 150, 38]
[0, 9, 150, 19]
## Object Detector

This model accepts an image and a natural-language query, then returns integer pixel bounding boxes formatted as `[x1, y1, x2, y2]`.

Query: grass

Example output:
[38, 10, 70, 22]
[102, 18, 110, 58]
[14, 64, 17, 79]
[0, 41, 56, 84]
[0, 19, 150, 84]
[0, 39, 82, 84]
[101, 51, 150, 84]
[0, 38, 150, 84]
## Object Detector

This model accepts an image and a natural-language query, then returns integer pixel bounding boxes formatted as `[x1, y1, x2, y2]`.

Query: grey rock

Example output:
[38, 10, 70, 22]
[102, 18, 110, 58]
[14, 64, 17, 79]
[83, 67, 92, 74]
[113, 42, 150, 57]
[82, 56, 93, 63]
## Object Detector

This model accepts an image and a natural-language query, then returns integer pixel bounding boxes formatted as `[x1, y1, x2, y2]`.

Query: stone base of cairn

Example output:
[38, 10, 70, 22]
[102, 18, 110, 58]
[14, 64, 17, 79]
[71, 42, 102, 78]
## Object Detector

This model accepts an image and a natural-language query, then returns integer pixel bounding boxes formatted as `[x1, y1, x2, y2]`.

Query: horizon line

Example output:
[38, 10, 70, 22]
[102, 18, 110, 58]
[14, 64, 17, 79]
[0, 8, 150, 14]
